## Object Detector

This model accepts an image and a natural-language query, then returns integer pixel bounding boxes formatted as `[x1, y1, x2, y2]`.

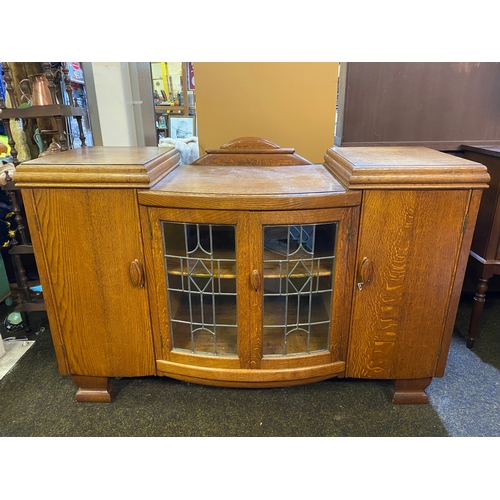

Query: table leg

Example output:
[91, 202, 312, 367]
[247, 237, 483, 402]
[54, 115, 68, 151]
[75, 115, 86, 146]
[2, 118, 19, 166]
[467, 276, 490, 348]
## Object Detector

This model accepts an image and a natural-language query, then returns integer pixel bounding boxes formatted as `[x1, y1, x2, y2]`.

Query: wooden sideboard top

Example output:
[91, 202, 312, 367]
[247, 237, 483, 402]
[152, 164, 345, 196]
[325, 146, 491, 189]
[139, 163, 360, 211]
[13, 146, 181, 188]
[138, 138, 360, 211]
[16, 146, 175, 166]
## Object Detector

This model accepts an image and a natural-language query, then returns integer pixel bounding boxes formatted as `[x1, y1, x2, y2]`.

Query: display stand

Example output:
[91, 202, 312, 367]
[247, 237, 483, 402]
[0, 62, 88, 330]
[0, 62, 86, 165]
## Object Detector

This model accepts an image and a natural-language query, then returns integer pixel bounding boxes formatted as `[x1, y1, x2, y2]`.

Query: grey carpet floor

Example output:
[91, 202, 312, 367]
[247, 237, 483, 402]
[0, 292, 499, 437]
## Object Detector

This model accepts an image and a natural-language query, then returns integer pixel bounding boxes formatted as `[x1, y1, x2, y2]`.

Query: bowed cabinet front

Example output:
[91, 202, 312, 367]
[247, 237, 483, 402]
[144, 205, 359, 388]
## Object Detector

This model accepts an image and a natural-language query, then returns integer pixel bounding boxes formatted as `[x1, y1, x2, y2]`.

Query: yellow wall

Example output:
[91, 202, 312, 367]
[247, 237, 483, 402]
[193, 62, 338, 163]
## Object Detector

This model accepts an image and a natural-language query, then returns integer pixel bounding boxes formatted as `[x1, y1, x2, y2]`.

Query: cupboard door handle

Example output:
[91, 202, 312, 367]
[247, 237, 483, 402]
[357, 257, 373, 291]
[251, 269, 261, 292]
[130, 259, 145, 288]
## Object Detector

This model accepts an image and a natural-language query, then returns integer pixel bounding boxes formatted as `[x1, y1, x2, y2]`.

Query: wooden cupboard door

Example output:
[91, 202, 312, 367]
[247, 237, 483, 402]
[252, 207, 359, 372]
[146, 208, 252, 371]
[347, 189, 471, 380]
[26, 189, 155, 377]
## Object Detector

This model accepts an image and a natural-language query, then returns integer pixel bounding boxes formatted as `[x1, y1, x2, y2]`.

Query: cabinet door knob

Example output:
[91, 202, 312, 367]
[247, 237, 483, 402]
[357, 257, 373, 291]
[130, 259, 145, 288]
[251, 269, 261, 292]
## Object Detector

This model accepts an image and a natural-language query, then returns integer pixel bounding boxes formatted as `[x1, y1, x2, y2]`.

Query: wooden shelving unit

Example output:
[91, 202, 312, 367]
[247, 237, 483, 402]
[153, 63, 195, 142]
[0, 62, 88, 331]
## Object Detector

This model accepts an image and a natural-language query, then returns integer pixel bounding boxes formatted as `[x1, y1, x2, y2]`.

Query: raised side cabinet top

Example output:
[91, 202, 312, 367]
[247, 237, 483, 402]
[13, 146, 181, 189]
[325, 146, 491, 189]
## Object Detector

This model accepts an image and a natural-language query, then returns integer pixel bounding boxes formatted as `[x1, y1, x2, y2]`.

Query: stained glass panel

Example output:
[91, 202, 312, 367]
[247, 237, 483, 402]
[162, 222, 238, 356]
[262, 223, 337, 356]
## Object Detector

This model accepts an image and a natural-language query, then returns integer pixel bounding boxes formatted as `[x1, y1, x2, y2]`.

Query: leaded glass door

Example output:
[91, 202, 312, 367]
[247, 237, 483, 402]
[249, 208, 358, 371]
[261, 222, 337, 355]
[148, 208, 252, 370]
[162, 221, 238, 355]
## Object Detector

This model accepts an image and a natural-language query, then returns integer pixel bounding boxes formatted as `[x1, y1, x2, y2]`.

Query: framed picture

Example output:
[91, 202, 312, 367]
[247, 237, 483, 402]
[168, 116, 196, 139]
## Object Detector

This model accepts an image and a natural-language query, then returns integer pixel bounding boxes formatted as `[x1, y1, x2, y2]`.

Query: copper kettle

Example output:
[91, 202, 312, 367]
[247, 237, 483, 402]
[19, 73, 57, 106]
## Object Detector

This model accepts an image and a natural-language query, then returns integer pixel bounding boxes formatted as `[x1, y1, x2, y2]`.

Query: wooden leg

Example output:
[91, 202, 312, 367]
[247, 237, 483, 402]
[11, 253, 31, 304]
[20, 311, 31, 333]
[72, 375, 115, 403]
[75, 115, 86, 146]
[2, 118, 19, 165]
[467, 277, 489, 349]
[391, 377, 432, 404]
[54, 115, 68, 151]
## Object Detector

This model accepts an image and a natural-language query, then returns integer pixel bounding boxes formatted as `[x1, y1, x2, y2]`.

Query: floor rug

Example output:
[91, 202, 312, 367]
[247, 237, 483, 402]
[0, 339, 35, 381]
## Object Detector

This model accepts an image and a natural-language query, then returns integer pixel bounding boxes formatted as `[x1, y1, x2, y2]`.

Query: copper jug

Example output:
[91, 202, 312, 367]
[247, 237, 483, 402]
[19, 73, 56, 106]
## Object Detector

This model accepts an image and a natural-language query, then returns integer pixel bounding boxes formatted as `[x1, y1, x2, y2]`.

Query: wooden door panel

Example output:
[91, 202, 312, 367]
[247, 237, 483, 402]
[30, 188, 155, 377]
[347, 189, 470, 379]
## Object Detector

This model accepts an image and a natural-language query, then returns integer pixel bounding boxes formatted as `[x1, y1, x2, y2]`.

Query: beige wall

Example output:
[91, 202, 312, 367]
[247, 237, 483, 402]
[194, 63, 338, 164]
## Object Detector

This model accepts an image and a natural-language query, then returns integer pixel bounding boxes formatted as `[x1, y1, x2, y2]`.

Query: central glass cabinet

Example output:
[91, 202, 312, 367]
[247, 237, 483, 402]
[147, 207, 358, 387]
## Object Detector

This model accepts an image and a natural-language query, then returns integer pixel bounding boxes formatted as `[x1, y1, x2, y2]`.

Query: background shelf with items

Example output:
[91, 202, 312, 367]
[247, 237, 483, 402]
[0, 61, 93, 333]
[152, 62, 196, 143]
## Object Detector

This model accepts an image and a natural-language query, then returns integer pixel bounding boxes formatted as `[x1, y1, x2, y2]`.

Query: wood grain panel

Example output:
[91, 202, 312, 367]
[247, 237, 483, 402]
[21, 189, 69, 375]
[139, 205, 165, 361]
[31, 188, 155, 377]
[138, 191, 361, 212]
[347, 189, 470, 379]
[151, 164, 346, 195]
[13, 146, 180, 188]
[436, 189, 482, 376]
[156, 359, 345, 386]
[324, 146, 490, 190]
[336, 62, 500, 150]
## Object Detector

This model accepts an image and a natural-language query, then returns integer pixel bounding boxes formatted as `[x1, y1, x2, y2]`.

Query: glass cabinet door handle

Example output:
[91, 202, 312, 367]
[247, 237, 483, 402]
[251, 269, 261, 292]
[130, 259, 145, 288]
[357, 257, 373, 291]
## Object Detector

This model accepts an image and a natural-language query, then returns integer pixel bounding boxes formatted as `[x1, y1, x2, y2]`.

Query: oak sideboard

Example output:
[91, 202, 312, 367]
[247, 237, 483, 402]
[13, 137, 490, 404]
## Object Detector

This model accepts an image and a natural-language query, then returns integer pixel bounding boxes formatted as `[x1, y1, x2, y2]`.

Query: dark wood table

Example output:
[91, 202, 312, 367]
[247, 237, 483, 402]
[462, 144, 500, 347]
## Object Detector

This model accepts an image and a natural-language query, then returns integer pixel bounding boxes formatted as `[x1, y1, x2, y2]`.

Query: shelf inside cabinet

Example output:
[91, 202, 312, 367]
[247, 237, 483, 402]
[164, 255, 334, 280]
[165, 256, 236, 279]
